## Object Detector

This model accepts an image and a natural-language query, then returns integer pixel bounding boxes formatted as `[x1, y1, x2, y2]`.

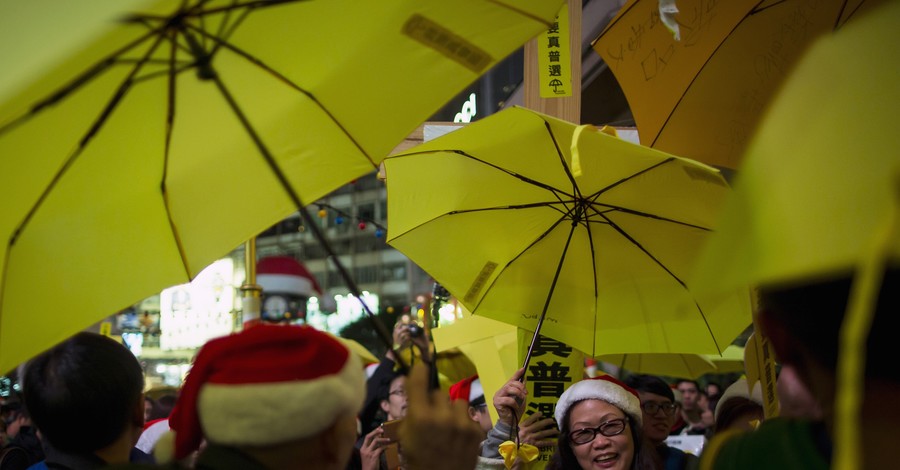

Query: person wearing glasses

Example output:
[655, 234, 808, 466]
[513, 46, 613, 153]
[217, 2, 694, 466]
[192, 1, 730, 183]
[547, 376, 656, 470]
[624, 375, 699, 470]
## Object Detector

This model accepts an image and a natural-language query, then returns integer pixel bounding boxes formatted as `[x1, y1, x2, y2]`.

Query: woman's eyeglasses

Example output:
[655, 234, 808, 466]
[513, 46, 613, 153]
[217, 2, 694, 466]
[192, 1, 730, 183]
[568, 418, 627, 445]
[389, 389, 407, 398]
[641, 401, 678, 416]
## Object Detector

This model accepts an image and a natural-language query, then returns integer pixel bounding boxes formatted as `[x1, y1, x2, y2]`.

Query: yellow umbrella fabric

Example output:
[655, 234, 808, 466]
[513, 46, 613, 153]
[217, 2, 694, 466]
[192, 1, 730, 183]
[0, 0, 565, 373]
[591, 0, 881, 170]
[384, 106, 751, 358]
[431, 313, 518, 425]
[598, 352, 717, 380]
[704, 344, 745, 374]
[331, 334, 379, 366]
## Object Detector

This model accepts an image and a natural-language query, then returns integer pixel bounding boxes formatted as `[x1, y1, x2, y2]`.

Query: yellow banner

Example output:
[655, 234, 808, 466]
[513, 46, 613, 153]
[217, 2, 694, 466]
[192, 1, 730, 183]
[744, 330, 779, 419]
[537, 4, 572, 98]
[518, 330, 583, 468]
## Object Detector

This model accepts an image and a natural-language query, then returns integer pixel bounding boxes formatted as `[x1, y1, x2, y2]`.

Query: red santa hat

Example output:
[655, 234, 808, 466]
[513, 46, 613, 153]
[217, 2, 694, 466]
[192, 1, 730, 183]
[163, 324, 364, 461]
[554, 375, 643, 428]
[449, 375, 485, 406]
[256, 256, 322, 297]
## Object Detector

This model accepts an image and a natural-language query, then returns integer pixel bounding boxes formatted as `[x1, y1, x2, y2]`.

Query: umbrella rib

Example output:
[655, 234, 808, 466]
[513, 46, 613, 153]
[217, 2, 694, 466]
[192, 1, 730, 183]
[834, 0, 865, 29]
[589, 203, 713, 232]
[0, 27, 164, 135]
[593, 157, 676, 197]
[161, 26, 194, 280]
[180, 21, 378, 169]
[600, 213, 688, 289]
[521, 220, 579, 372]
[600, 214, 724, 354]
[7, 33, 169, 250]
[583, 194, 600, 356]
[396, 149, 575, 197]
[204, 67, 404, 372]
[647, 6, 760, 148]
[447, 201, 573, 216]
[541, 120, 584, 199]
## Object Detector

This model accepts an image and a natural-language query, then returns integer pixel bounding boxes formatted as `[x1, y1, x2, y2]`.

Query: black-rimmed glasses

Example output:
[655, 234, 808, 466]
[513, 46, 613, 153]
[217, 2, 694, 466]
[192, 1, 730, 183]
[568, 418, 628, 445]
[641, 401, 677, 416]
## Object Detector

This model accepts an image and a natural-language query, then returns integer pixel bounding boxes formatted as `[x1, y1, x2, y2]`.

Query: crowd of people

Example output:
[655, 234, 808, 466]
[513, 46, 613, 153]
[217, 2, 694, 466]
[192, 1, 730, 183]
[0, 299, 879, 470]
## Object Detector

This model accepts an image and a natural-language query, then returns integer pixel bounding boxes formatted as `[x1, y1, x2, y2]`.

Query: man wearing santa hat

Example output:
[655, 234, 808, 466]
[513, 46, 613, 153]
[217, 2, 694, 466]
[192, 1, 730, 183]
[148, 324, 483, 470]
[449, 375, 492, 435]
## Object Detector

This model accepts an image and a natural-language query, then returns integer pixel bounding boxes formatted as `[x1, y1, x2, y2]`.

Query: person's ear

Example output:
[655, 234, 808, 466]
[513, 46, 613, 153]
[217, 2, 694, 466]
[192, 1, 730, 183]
[466, 406, 479, 423]
[133, 394, 147, 427]
[380, 399, 390, 414]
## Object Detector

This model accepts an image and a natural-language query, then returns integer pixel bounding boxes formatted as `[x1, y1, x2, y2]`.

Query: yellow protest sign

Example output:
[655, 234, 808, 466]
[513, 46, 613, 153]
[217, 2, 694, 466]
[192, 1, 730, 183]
[518, 331, 583, 468]
[536, 4, 572, 98]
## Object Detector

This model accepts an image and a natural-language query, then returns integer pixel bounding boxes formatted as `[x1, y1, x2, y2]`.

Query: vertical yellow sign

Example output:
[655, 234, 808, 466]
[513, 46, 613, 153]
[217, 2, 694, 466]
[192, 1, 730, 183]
[518, 330, 583, 468]
[99, 321, 112, 337]
[537, 4, 572, 98]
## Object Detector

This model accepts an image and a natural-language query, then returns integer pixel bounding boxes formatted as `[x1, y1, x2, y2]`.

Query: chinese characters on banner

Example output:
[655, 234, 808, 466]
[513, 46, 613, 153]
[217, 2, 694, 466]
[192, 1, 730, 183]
[519, 330, 584, 467]
[536, 4, 572, 98]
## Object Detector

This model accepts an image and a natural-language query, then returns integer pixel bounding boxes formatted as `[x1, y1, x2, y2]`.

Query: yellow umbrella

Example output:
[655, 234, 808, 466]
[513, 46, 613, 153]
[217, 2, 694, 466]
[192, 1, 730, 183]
[591, 0, 882, 170]
[331, 334, 379, 366]
[691, 3, 900, 466]
[431, 312, 519, 425]
[384, 106, 751, 366]
[704, 344, 745, 374]
[0, 0, 565, 373]
[598, 352, 717, 380]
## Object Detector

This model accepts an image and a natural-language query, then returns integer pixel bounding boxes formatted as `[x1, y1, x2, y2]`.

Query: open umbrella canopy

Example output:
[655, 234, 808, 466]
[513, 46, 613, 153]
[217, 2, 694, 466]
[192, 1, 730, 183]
[591, 0, 883, 169]
[597, 352, 717, 380]
[0, 0, 564, 373]
[704, 344, 745, 374]
[384, 106, 751, 359]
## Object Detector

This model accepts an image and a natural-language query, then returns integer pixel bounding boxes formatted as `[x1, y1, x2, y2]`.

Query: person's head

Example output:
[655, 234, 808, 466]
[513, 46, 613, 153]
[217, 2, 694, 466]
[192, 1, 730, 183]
[758, 268, 899, 415]
[379, 374, 408, 422]
[553, 376, 644, 470]
[449, 375, 491, 434]
[22, 332, 145, 456]
[165, 324, 365, 468]
[706, 381, 722, 398]
[713, 378, 765, 433]
[675, 380, 700, 411]
[623, 374, 677, 446]
[149, 394, 177, 421]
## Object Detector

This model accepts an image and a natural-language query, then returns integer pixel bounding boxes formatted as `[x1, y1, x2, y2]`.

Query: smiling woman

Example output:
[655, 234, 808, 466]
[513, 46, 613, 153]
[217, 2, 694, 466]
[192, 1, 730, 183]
[548, 376, 657, 470]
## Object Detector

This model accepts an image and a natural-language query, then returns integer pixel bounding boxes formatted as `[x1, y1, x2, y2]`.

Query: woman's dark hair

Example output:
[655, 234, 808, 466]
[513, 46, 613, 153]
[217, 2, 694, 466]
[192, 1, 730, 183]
[545, 399, 656, 470]
[22, 332, 144, 453]
[714, 397, 764, 433]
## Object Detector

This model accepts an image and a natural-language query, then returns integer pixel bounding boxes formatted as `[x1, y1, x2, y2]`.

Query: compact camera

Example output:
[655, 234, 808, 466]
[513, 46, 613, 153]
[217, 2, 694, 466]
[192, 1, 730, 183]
[407, 323, 424, 338]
